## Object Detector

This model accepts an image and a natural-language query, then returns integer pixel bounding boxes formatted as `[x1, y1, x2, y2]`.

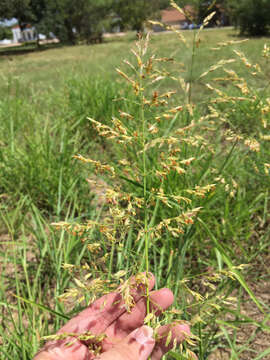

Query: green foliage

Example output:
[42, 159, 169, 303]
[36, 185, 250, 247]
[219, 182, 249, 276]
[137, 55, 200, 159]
[0, 0, 48, 45]
[43, 0, 113, 44]
[228, 0, 270, 36]
[0, 0, 169, 44]
[0, 0, 31, 22]
[0, 0, 113, 44]
[198, 0, 229, 26]
[0, 0, 40, 28]
[174, 0, 230, 26]
[1, 29, 270, 359]
[0, 25, 12, 40]
[114, 0, 167, 31]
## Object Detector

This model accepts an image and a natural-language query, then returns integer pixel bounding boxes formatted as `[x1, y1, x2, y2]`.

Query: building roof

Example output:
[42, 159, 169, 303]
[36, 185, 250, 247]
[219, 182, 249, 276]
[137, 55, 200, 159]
[161, 6, 195, 23]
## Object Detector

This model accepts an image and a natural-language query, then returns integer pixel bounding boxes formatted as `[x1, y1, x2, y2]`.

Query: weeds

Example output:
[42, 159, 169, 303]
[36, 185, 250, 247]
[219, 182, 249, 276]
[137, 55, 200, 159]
[1, 6, 270, 359]
[51, 4, 269, 357]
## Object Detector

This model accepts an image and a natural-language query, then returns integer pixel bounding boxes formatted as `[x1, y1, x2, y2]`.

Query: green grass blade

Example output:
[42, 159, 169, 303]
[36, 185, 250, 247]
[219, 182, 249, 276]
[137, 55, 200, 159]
[13, 294, 69, 320]
[253, 347, 270, 360]
[198, 217, 265, 314]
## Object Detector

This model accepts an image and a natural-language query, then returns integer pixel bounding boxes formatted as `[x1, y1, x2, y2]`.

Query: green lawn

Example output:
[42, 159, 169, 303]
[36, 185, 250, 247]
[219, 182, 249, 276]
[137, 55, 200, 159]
[0, 28, 270, 359]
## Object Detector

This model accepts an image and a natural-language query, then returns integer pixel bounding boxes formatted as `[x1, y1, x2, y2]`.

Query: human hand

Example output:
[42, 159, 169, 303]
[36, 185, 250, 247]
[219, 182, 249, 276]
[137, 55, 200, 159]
[34, 274, 190, 360]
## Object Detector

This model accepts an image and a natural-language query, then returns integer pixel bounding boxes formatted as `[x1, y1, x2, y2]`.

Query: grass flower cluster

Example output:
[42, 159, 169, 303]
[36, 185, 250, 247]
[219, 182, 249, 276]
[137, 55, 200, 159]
[1, 2, 270, 359]
[50, 3, 270, 358]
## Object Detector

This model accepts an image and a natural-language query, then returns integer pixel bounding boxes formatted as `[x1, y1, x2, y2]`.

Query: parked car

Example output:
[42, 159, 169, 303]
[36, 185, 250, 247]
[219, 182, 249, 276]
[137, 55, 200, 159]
[181, 22, 201, 30]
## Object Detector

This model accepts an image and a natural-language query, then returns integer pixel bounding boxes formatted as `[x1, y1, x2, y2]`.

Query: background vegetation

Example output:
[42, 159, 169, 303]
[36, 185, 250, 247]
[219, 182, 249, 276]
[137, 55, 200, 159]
[0, 26, 270, 359]
[0, 25, 12, 40]
[1, 0, 270, 45]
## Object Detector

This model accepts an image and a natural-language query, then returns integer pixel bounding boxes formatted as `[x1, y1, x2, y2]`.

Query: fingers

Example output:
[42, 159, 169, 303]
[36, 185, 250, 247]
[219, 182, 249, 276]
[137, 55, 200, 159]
[34, 339, 90, 360]
[151, 323, 191, 360]
[58, 273, 155, 336]
[95, 322, 191, 360]
[33, 275, 190, 360]
[96, 326, 155, 360]
[118, 287, 174, 330]
[104, 288, 174, 343]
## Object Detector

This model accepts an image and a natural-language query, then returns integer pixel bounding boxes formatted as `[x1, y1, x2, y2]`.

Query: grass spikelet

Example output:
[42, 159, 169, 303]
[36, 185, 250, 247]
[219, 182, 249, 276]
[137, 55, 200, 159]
[26, 25, 270, 360]
[2, 17, 270, 360]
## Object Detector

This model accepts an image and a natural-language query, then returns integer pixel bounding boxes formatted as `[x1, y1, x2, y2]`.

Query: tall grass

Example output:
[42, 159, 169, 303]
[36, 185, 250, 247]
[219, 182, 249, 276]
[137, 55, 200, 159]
[50, 10, 270, 358]
[0, 17, 270, 360]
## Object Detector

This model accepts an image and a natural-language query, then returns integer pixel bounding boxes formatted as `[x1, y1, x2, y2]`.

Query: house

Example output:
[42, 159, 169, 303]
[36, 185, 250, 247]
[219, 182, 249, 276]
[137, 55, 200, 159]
[11, 24, 22, 43]
[11, 23, 37, 43]
[0, 18, 46, 44]
[153, 6, 197, 31]
[154, 4, 230, 32]
[162, 6, 195, 27]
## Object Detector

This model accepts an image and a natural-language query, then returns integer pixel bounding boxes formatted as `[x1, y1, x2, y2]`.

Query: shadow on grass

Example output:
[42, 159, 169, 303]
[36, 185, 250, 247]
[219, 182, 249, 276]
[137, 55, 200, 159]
[0, 32, 137, 57]
[229, 30, 270, 39]
[0, 42, 65, 57]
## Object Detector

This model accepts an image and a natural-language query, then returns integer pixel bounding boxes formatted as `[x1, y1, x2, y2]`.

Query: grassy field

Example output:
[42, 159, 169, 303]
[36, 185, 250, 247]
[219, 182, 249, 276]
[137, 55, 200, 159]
[0, 28, 270, 359]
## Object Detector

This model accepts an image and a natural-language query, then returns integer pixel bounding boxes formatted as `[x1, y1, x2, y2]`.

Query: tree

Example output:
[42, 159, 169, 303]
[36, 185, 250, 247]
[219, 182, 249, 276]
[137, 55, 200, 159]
[198, 1, 231, 26]
[0, 0, 48, 45]
[40, 0, 113, 44]
[0, 0, 33, 28]
[0, 26, 12, 40]
[114, 0, 168, 32]
[175, 0, 230, 26]
[0, 0, 114, 45]
[228, 0, 270, 36]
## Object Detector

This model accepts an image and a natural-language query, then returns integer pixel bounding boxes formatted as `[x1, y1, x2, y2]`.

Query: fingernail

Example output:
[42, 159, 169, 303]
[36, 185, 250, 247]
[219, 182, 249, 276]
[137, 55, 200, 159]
[134, 325, 154, 345]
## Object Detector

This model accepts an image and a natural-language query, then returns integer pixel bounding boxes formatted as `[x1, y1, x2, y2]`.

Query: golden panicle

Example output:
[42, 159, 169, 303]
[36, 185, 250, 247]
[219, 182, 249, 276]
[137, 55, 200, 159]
[118, 110, 134, 120]
[88, 117, 132, 143]
[74, 155, 115, 177]
[170, 0, 186, 16]
[211, 38, 249, 51]
[87, 243, 101, 253]
[264, 163, 270, 175]
[199, 59, 235, 79]
[262, 43, 270, 58]
[148, 19, 187, 45]
[244, 138, 260, 152]
[186, 184, 216, 198]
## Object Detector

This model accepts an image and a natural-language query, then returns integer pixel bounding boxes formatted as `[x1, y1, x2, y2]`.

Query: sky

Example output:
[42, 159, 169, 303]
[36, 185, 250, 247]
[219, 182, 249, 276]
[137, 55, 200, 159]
[0, 18, 18, 27]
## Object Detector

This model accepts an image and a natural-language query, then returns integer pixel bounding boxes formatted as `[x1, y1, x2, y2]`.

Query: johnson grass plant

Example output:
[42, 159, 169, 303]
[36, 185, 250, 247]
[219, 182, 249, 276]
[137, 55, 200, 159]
[1, 3, 270, 358]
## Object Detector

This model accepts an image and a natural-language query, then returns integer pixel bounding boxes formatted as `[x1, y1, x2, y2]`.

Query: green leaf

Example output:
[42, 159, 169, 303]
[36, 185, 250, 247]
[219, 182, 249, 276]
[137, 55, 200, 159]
[254, 347, 270, 360]
[12, 294, 69, 320]
[198, 217, 265, 314]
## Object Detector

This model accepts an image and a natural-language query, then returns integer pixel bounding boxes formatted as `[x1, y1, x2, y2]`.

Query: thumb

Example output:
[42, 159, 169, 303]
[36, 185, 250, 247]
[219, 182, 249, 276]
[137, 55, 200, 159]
[97, 326, 155, 360]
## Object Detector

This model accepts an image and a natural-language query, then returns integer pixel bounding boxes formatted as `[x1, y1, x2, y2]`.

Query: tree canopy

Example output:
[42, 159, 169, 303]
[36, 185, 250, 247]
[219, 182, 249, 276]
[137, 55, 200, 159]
[1, 0, 269, 43]
[0, 0, 35, 27]
[174, 0, 230, 26]
[177, 0, 270, 35]
[0, 0, 49, 41]
[0, 0, 168, 43]
[228, 0, 270, 36]
[40, 0, 113, 44]
[114, 0, 169, 32]
[0, 25, 12, 40]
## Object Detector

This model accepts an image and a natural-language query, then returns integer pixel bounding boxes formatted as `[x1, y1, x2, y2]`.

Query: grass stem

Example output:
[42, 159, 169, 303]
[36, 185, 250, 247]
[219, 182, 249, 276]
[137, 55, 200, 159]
[140, 47, 150, 318]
